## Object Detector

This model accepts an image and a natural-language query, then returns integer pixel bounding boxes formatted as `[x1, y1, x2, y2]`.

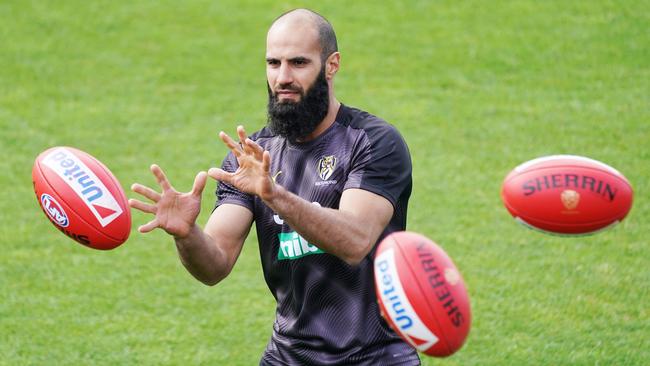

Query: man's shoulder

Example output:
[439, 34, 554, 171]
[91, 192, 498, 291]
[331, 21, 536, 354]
[338, 104, 389, 128]
[337, 104, 405, 145]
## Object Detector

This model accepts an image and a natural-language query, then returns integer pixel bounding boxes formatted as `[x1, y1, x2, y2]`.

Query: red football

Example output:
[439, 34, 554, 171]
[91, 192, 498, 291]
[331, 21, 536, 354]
[501, 155, 633, 235]
[374, 231, 471, 357]
[32, 146, 131, 249]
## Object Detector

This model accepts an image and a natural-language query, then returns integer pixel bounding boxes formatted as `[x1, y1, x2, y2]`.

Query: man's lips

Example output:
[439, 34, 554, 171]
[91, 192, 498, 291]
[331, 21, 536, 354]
[277, 90, 300, 96]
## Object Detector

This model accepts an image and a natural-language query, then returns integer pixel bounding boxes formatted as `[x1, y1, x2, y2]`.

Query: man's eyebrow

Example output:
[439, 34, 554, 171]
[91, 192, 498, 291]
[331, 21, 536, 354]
[289, 56, 310, 63]
[265, 56, 312, 63]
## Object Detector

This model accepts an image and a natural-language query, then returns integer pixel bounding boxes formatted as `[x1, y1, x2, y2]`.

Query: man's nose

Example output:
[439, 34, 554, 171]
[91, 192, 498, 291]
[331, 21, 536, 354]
[276, 62, 293, 86]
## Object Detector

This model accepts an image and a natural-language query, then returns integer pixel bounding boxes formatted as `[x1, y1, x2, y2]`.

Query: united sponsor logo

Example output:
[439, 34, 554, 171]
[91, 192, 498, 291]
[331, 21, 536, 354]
[42, 148, 123, 227]
[277, 231, 324, 260]
[317, 155, 337, 181]
[374, 248, 439, 351]
[40, 193, 69, 227]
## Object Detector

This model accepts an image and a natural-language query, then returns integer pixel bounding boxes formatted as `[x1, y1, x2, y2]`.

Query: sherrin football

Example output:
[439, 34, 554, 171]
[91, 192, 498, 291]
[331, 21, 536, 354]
[32, 146, 131, 249]
[501, 155, 633, 235]
[374, 231, 471, 357]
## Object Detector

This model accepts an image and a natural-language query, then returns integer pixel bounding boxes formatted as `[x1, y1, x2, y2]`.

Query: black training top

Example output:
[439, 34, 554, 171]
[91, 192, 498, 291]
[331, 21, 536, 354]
[216, 104, 419, 365]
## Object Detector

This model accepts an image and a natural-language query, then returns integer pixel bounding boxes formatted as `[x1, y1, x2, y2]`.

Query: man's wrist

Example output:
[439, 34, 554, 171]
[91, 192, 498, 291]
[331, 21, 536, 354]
[173, 223, 199, 243]
[261, 181, 284, 209]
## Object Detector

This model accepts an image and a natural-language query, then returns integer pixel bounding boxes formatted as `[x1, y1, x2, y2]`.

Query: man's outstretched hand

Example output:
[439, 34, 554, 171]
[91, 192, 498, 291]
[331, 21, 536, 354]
[208, 126, 276, 201]
[129, 164, 207, 238]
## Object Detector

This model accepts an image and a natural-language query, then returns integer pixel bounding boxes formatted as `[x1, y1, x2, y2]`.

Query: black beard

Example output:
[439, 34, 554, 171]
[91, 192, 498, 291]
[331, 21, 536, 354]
[267, 68, 329, 143]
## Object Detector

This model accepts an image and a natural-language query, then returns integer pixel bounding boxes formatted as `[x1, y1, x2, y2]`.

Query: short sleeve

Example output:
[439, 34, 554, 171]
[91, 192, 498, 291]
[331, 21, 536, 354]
[343, 124, 412, 208]
[215, 151, 255, 211]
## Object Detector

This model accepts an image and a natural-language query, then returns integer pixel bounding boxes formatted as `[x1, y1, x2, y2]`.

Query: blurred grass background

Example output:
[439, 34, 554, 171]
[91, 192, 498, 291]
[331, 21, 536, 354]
[1, 0, 648, 365]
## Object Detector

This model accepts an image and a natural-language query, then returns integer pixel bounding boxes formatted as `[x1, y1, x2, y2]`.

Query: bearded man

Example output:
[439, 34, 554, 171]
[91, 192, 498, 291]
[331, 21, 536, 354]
[129, 8, 417, 365]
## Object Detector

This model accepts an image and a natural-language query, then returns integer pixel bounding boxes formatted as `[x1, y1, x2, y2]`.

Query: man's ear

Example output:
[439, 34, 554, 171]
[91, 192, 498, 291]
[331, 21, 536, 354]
[325, 52, 340, 80]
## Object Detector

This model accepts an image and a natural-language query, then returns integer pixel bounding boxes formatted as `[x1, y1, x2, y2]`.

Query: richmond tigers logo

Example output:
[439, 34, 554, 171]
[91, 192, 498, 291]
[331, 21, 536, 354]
[318, 155, 337, 181]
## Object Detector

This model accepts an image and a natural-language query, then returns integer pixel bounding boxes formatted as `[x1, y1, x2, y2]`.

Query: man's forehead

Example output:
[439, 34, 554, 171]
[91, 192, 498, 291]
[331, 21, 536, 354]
[266, 19, 321, 58]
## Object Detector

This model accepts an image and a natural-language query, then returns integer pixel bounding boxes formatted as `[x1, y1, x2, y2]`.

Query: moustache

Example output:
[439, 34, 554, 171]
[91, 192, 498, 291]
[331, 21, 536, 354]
[273, 83, 303, 94]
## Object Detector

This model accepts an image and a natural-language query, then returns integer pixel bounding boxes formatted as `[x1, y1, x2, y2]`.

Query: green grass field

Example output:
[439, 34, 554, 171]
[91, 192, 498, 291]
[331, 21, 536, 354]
[1, 1, 648, 365]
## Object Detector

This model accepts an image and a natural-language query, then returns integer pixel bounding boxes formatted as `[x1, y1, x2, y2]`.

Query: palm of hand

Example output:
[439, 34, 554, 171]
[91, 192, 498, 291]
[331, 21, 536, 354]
[210, 127, 275, 201]
[231, 153, 274, 199]
[156, 189, 201, 238]
[129, 165, 208, 238]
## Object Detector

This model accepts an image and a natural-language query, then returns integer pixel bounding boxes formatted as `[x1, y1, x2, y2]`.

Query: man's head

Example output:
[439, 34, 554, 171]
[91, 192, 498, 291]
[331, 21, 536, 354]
[266, 9, 340, 143]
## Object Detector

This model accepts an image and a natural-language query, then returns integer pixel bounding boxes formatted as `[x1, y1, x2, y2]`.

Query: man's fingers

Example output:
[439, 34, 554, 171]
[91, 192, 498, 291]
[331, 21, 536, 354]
[191, 171, 208, 197]
[208, 167, 233, 184]
[128, 198, 157, 214]
[245, 138, 264, 159]
[131, 183, 162, 202]
[237, 125, 262, 156]
[241, 138, 256, 156]
[262, 150, 271, 174]
[151, 164, 173, 192]
[219, 131, 242, 157]
[138, 219, 159, 233]
[236, 125, 248, 143]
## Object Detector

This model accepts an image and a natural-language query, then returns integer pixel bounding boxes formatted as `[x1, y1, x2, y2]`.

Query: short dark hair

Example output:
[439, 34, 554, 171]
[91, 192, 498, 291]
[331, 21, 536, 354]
[274, 9, 338, 62]
[313, 12, 338, 62]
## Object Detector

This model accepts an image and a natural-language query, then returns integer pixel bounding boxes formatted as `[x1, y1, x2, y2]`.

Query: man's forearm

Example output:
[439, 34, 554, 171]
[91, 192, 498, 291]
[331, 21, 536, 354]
[174, 225, 230, 286]
[263, 185, 377, 265]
